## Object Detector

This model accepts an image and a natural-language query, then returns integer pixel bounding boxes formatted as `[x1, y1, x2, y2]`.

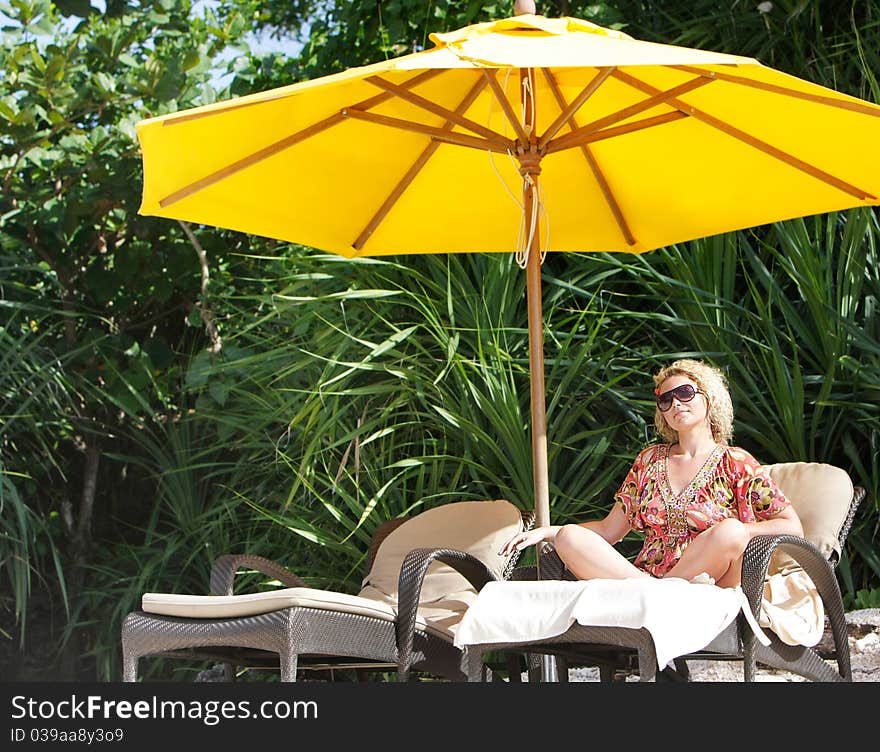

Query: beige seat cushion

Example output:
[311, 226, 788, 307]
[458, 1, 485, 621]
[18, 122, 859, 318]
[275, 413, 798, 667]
[141, 588, 472, 641]
[360, 499, 524, 604]
[765, 462, 853, 558]
[765, 462, 854, 573]
[143, 588, 406, 623]
[142, 499, 524, 640]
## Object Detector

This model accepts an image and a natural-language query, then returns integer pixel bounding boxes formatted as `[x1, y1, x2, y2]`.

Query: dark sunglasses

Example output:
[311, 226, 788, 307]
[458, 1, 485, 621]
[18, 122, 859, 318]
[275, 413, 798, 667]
[656, 383, 703, 412]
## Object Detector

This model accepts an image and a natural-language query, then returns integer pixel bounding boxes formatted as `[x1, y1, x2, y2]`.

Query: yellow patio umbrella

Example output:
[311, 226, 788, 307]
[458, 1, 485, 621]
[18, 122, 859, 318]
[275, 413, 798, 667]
[136, 3, 880, 531]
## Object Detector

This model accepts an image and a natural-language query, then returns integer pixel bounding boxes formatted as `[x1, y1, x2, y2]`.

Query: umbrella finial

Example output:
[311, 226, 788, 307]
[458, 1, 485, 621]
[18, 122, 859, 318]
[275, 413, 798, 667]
[514, 0, 536, 15]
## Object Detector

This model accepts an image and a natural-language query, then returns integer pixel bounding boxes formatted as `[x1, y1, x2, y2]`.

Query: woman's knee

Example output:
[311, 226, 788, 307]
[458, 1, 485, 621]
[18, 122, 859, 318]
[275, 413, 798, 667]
[553, 524, 571, 555]
[553, 525, 593, 574]
[555, 524, 599, 556]
[554, 524, 580, 551]
[709, 518, 750, 556]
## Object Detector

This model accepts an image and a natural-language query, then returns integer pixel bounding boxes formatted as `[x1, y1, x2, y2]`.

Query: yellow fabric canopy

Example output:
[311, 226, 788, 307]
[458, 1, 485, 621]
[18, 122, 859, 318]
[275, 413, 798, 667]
[138, 13, 880, 259]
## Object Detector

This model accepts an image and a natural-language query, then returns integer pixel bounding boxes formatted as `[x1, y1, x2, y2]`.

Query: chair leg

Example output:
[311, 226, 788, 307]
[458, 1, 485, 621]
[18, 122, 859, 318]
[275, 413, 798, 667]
[505, 653, 522, 682]
[636, 652, 657, 682]
[556, 657, 569, 683]
[742, 629, 757, 682]
[526, 653, 542, 682]
[279, 650, 299, 682]
[673, 657, 690, 680]
[463, 647, 485, 682]
[657, 658, 690, 682]
[122, 652, 139, 682]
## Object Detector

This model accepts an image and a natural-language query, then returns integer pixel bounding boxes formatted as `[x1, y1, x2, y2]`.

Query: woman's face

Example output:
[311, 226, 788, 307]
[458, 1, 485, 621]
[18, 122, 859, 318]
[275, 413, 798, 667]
[657, 374, 710, 436]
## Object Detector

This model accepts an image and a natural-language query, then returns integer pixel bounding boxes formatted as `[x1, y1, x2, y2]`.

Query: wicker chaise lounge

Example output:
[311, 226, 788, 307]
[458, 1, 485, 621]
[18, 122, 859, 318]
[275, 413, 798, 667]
[454, 462, 864, 682]
[122, 499, 534, 682]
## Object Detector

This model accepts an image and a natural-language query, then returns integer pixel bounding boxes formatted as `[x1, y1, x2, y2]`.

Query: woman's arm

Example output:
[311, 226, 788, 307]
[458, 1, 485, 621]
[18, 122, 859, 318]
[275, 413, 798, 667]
[743, 504, 804, 540]
[576, 503, 632, 545]
[498, 525, 562, 556]
[499, 503, 632, 556]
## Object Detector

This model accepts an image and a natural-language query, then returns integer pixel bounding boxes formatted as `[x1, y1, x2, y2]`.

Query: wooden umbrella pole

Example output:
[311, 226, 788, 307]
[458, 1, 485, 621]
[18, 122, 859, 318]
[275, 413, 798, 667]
[524, 193, 550, 529]
[517, 3, 558, 684]
[518, 57, 551, 529]
[524, 198, 557, 686]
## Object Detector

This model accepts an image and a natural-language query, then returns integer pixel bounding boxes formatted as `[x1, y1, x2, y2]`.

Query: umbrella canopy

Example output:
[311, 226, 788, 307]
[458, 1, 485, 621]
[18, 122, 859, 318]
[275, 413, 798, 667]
[136, 10, 880, 528]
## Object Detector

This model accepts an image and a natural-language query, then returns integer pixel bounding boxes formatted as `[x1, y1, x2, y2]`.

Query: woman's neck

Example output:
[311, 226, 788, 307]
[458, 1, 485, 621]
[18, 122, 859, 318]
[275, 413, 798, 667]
[672, 428, 717, 458]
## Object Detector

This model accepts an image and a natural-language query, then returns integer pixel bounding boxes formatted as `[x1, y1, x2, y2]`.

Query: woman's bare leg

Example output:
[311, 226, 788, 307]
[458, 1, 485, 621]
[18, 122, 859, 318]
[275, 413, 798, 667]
[554, 525, 650, 580]
[664, 518, 749, 587]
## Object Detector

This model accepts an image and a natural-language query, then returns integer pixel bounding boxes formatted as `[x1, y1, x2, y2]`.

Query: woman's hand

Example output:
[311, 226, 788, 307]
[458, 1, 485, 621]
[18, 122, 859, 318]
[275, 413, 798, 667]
[499, 527, 553, 557]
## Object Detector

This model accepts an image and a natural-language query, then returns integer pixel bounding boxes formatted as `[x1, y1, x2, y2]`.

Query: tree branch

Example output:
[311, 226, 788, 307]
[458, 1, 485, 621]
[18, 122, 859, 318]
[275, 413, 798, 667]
[177, 220, 222, 353]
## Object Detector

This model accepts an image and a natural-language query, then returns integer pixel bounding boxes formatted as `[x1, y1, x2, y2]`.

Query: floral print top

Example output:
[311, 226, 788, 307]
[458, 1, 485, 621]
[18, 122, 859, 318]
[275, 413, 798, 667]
[614, 443, 790, 578]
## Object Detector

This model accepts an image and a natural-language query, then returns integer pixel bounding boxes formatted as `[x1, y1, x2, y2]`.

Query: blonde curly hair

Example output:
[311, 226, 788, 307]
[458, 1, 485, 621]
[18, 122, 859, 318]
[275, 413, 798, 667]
[653, 359, 733, 445]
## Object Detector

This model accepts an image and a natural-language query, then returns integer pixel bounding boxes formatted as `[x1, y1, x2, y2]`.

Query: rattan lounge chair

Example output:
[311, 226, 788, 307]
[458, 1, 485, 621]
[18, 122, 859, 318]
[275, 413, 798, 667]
[460, 462, 864, 682]
[121, 499, 534, 682]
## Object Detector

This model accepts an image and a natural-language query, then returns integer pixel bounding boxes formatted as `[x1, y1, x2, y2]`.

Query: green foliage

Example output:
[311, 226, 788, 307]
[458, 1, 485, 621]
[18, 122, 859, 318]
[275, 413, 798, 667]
[0, 0, 277, 677]
[611, 0, 880, 99]
[846, 588, 880, 610]
[0, 297, 74, 639]
[0, 464, 68, 643]
[264, 1, 624, 80]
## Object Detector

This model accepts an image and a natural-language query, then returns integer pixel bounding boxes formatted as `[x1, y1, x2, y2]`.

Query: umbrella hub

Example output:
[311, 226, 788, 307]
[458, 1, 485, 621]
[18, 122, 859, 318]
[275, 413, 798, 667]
[516, 148, 542, 178]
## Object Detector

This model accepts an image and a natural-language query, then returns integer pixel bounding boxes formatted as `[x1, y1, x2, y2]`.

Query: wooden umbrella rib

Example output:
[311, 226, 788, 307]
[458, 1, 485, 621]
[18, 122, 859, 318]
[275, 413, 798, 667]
[686, 108, 875, 199]
[543, 75, 712, 156]
[481, 69, 530, 146]
[613, 69, 876, 201]
[580, 148, 637, 244]
[351, 143, 442, 253]
[355, 69, 446, 111]
[672, 65, 880, 118]
[428, 130, 513, 151]
[546, 111, 686, 154]
[159, 112, 347, 207]
[352, 76, 489, 252]
[538, 67, 616, 150]
[157, 70, 446, 206]
[365, 75, 510, 146]
[593, 112, 688, 142]
[161, 94, 297, 126]
[542, 68, 635, 246]
[161, 68, 444, 127]
[584, 75, 712, 134]
[343, 108, 512, 152]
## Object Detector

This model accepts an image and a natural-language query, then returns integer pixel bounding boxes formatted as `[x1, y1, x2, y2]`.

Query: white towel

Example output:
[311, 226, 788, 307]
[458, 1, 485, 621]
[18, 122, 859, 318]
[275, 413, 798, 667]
[454, 577, 770, 668]
[759, 568, 824, 647]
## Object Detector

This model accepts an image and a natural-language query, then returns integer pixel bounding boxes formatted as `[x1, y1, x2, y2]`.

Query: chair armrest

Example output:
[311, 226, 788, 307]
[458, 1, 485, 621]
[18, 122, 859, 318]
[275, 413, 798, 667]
[510, 564, 538, 581]
[740, 534, 849, 671]
[741, 535, 838, 611]
[537, 543, 578, 581]
[209, 554, 308, 595]
[395, 547, 497, 681]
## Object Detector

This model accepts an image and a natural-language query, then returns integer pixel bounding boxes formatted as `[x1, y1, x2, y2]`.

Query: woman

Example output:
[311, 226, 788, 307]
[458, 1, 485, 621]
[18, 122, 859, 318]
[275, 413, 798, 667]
[501, 359, 803, 588]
